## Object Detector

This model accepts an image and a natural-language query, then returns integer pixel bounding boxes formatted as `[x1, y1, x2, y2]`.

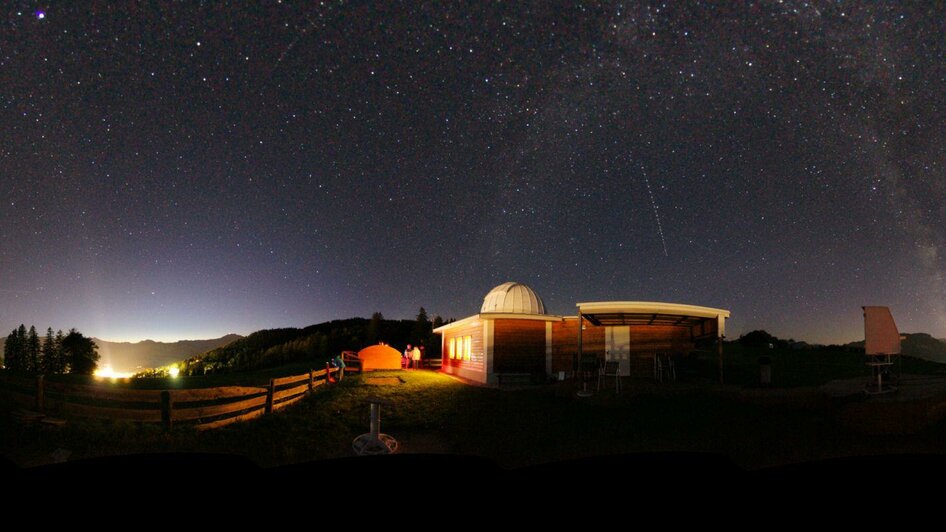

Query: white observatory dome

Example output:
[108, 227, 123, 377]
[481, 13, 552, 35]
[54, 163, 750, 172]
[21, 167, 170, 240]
[480, 282, 546, 315]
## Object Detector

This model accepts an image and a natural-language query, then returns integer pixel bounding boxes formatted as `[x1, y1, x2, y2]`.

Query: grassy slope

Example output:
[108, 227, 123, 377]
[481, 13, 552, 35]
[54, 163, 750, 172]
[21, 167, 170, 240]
[3, 346, 946, 468]
[719, 343, 946, 387]
[6, 368, 946, 470]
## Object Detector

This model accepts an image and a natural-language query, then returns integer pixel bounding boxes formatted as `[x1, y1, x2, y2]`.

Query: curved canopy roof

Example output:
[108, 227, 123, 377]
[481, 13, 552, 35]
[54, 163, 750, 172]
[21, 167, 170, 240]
[576, 301, 730, 335]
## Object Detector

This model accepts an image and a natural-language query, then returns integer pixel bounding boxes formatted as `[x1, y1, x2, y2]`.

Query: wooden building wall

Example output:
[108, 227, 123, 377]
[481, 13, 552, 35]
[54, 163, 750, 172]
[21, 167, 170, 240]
[690, 318, 718, 340]
[439, 313, 718, 383]
[550, 318, 605, 374]
[627, 325, 693, 353]
[492, 319, 546, 374]
[624, 325, 693, 376]
[440, 318, 486, 383]
[550, 320, 696, 375]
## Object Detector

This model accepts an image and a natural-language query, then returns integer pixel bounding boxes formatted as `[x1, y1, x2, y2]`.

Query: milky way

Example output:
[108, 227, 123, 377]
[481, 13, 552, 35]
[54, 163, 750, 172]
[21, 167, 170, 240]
[1, 2, 943, 343]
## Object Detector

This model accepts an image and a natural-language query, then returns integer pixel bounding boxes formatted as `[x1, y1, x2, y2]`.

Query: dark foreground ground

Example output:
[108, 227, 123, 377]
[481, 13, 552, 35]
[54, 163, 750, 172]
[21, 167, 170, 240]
[5, 369, 946, 476]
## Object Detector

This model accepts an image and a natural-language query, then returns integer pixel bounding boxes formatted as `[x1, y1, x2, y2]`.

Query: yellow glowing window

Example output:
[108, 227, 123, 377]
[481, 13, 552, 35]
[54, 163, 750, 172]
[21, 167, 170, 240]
[448, 337, 456, 359]
[463, 336, 472, 361]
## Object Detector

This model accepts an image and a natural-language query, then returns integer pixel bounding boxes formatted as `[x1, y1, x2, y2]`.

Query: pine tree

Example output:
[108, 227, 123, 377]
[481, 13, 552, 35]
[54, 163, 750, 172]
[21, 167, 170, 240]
[367, 311, 384, 344]
[54, 330, 65, 373]
[412, 307, 431, 343]
[27, 326, 41, 374]
[15, 325, 27, 373]
[62, 329, 99, 375]
[41, 327, 57, 374]
[3, 330, 18, 371]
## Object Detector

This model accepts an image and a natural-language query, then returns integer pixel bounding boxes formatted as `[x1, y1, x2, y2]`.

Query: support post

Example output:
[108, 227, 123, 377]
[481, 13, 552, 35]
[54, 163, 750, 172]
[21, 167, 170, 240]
[717, 336, 724, 385]
[36, 375, 45, 413]
[308, 370, 314, 393]
[576, 313, 583, 378]
[160, 391, 172, 430]
[369, 402, 380, 439]
[265, 378, 275, 414]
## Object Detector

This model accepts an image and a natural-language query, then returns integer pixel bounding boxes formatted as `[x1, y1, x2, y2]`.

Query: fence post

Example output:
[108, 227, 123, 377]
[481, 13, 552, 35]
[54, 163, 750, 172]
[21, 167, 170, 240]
[326, 362, 333, 384]
[265, 378, 275, 414]
[36, 375, 45, 413]
[308, 370, 314, 393]
[160, 391, 172, 430]
[339, 366, 344, 381]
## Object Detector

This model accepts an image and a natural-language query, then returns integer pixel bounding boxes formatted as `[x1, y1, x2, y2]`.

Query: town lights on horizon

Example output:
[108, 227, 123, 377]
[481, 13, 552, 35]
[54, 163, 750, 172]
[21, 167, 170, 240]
[93, 365, 134, 379]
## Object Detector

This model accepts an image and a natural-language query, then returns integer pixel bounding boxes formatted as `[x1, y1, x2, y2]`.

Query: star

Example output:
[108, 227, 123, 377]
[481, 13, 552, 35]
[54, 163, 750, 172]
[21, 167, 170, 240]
[0, 3, 942, 346]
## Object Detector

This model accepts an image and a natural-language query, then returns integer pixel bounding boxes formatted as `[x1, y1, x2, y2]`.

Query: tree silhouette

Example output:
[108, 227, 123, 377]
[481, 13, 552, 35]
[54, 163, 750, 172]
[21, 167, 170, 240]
[27, 326, 41, 374]
[738, 330, 788, 350]
[15, 325, 27, 373]
[412, 307, 431, 343]
[41, 327, 61, 374]
[62, 329, 99, 375]
[54, 330, 65, 373]
[3, 329, 19, 372]
[367, 311, 384, 344]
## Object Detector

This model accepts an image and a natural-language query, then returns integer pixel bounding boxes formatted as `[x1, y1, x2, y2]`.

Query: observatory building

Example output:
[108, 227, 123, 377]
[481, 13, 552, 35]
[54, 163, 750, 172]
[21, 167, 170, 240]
[433, 281, 731, 384]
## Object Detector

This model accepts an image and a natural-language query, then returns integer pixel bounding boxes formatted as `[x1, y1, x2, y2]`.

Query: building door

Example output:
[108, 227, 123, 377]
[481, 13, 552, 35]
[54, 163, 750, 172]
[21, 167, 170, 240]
[606, 326, 631, 376]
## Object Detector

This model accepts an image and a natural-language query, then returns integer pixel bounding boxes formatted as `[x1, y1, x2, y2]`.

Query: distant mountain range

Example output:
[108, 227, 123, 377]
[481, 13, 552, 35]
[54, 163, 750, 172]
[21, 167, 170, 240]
[847, 333, 946, 364]
[93, 335, 243, 373]
[6, 328, 945, 373]
[171, 317, 434, 377]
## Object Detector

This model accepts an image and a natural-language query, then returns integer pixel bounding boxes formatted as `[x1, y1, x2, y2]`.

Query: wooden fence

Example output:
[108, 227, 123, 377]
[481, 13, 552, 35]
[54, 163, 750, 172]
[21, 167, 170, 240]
[0, 365, 343, 430]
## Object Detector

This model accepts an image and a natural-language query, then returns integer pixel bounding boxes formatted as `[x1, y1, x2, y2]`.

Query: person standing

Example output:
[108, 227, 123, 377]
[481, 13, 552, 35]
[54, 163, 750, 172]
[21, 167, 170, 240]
[411, 345, 422, 370]
[403, 344, 412, 369]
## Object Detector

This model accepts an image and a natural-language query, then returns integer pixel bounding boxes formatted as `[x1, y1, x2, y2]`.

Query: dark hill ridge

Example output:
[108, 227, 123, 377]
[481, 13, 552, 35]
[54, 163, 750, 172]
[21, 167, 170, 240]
[93, 334, 243, 373]
[187, 325, 945, 376]
[169, 317, 438, 376]
[846, 333, 946, 364]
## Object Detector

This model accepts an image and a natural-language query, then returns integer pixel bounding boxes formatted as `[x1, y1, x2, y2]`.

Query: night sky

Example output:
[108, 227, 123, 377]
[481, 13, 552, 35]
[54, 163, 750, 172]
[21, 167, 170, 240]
[2, 2, 944, 344]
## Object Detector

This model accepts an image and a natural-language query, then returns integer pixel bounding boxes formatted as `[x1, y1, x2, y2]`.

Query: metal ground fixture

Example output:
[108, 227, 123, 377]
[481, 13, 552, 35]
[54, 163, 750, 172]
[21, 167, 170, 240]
[352, 396, 398, 455]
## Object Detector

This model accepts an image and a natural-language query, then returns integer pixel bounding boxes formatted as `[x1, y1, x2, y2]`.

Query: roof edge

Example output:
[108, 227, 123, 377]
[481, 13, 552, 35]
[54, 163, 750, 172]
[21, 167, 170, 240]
[479, 312, 561, 322]
[433, 312, 563, 333]
[576, 301, 731, 318]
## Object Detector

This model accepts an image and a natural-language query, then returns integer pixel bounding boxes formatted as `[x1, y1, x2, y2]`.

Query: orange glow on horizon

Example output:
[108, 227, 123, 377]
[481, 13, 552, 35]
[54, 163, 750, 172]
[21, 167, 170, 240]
[94, 365, 135, 379]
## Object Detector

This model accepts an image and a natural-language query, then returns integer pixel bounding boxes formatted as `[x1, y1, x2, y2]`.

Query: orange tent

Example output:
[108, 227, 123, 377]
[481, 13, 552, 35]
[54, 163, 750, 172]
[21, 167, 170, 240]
[358, 344, 403, 371]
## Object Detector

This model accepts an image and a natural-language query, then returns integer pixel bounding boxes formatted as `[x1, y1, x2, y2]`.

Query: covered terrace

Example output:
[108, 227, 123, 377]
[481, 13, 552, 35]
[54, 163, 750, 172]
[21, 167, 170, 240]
[574, 301, 731, 384]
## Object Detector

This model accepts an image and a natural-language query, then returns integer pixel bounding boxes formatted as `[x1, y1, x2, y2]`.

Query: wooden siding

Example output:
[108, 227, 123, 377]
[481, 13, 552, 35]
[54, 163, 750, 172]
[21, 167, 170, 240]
[627, 325, 693, 352]
[551, 320, 695, 374]
[441, 318, 485, 373]
[690, 318, 719, 339]
[551, 318, 605, 374]
[493, 319, 546, 374]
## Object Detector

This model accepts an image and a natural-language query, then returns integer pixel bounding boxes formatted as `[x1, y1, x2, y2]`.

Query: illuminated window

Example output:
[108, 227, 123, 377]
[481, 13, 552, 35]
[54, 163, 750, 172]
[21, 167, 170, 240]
[448, 335, 472, 361]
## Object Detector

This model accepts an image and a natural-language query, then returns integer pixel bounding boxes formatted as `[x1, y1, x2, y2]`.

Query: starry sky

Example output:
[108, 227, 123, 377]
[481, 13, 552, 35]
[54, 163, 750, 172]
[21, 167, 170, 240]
[1, 2, 944, 344]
